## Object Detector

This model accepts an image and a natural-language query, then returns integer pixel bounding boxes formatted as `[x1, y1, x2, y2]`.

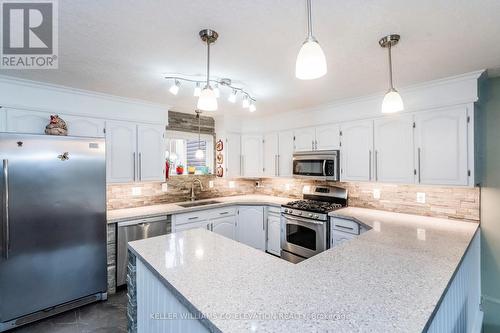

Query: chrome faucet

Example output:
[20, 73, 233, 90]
[190, 179, 204, 201]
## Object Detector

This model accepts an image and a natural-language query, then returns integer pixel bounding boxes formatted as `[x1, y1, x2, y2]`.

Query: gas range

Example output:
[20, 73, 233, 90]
[281, 200, 344, 221]
[280, 185, 348, 263]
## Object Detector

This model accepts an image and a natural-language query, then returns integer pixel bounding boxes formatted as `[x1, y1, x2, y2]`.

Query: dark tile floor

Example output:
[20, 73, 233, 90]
[10, 290, 127, 333]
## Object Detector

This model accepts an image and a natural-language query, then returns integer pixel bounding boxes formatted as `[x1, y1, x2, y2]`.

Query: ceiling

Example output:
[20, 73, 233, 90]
[1, 0, 500, 116]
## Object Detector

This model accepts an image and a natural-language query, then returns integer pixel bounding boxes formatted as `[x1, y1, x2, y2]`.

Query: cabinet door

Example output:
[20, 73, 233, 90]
[340, 120, 374, 181]
[278, 130, 294, 177]
[263, 133, 279, 177]
[266, 213, 281, 256]
[211, 216, 236, 240]
[225, 133, 241, 178]
[105, 120, 137, 183]
[415, 107, 469, 185]
[293, 127, 316, 152]
[315, 124, 340, 151]
[137, 124, 165, 182]
[241, 135, 263, 177]
[6, 109, 51, 134]
[374, 115, 414, 183]
[331, 230, 355, 248]
[62, 115, 105, 137]
[237, 206, 265, 251]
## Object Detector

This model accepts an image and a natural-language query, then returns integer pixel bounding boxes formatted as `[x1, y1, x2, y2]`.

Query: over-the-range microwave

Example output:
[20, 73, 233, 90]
[292, 150, 340, 181]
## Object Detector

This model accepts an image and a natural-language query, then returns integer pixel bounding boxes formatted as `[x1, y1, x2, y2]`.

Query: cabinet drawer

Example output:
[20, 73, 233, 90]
[174, 211, 208, 225]
[331, 217, 360, 235]
[267, 206, 281, 215]
[208, 207, 237, 219]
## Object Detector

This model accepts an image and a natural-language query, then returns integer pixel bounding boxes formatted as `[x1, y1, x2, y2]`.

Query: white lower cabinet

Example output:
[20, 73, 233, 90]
[211, 216, 236, 240]
[330, 217, 367, 248]
[266, 208, 281, 256]
[237, 206, 266, 251]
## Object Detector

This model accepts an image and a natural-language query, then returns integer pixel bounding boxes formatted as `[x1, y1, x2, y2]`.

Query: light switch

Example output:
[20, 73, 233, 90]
[132, 187, 142, 196]
[161, 183, 168, 192]
[417, 192, 426, 203]
[209, 180, 214, 188]
[373, 189, 381, 199]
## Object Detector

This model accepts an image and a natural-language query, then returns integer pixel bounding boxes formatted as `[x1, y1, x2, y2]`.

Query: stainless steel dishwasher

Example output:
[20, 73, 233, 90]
[117, 215, 170, 286]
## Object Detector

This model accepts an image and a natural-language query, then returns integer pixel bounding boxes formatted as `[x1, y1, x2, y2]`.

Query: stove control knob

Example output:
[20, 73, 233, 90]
[308, 213, 313, 217]
[298, 211, 302, 215]
[314, 214, 319, 219]
[284, 209, 288, 213]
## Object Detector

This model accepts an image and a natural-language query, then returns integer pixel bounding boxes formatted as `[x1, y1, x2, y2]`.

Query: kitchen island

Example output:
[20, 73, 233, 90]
[127, 207, 480, 333]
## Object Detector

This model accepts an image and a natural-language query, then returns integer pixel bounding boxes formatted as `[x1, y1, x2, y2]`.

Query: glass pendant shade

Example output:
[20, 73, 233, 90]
[195, 149, 204, 160]
[382, 88, 404, 114]
[197, 87, 218, 111]
[295, 39, 327, 80]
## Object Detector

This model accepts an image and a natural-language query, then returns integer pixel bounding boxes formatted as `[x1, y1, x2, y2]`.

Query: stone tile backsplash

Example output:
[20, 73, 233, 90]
[107, 177, 480, 223]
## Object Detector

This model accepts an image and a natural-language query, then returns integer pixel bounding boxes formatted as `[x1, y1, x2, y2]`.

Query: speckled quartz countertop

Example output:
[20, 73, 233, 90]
[128, 207, 479, 333]
[107, 195, 291, 223]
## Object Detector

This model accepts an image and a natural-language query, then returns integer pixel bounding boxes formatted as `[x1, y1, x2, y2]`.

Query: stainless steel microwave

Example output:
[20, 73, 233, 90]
[292, 150, 340, 181]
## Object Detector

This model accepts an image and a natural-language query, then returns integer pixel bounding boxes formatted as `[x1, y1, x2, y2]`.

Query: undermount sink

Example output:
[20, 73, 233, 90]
[177, 200, 221, 208]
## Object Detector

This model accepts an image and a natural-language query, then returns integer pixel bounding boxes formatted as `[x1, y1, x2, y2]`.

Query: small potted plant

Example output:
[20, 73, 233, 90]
[175, 164, 184, 175]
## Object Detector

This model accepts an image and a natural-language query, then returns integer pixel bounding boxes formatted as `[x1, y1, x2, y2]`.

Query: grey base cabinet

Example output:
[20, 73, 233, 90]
[107, 224, 117, 294]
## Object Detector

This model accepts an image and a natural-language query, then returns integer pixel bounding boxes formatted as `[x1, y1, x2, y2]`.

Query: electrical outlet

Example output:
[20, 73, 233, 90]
[416, 192, 426, 203]
[209, 180, 214, 188]
[131, 187, 142, 196]
[302, 185, 311, 194]
[284, 183, 291, 191]
[373, 189, 381, 199]
[417, 228, 426, 241]
[228, 181, 235, 189]
[161, 183, 168, 192]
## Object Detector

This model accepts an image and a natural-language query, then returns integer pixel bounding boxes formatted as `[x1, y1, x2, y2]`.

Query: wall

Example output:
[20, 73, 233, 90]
[477, 76, 500, 332]
[107, 177, 479, 222]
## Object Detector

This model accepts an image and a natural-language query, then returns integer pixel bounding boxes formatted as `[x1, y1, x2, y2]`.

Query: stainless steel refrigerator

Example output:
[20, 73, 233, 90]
[0, 133, 107, 331]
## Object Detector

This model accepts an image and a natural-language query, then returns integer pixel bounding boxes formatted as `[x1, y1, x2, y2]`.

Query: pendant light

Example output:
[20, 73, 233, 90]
[379, 34, 404, 114]
[295, 0, 327, 80]
[197, 29, 218, 111]
[195, 110, 204, 160]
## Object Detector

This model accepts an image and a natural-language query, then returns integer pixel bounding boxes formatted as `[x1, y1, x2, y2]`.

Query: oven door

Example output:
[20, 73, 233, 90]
[281, 214, 327, 259]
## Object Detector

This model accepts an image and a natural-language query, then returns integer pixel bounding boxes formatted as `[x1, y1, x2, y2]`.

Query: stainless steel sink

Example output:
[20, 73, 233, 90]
[177, 200, 221, 208]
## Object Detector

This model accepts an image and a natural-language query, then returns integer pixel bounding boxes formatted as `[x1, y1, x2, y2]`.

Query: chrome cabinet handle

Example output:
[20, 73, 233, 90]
[206, 223, 210, 230]
[315, 140, 318, 150]
[188, 216, 199, 220]
[375, 150, 378, 181]
[219, 211, 229, 215]
[277, 154, 280, 176]
[2, 159, 9, 259]
[138, 153, 142, 181]
[369, 150, 372, 180]
[132, 152, 136, 181]
[418, 148, 421, 183]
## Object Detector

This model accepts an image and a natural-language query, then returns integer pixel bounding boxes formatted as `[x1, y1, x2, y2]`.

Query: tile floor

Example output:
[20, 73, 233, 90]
[10, 290, 127, 333]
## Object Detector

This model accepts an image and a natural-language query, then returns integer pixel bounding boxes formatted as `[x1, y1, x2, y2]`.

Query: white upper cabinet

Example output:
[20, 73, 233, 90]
[105, 120, 137, 183]
[414, 106, 469, 185]
[137, 124, 165, 182]
[374, 115, 414, 183]
[263, 133, 279, 177]
[237, 206, 265, 251]
[211, 216, 236, 240]
[278, 130, 294, 177]
[5, 109, 51, 134]
[225, 133, 241, 178]
[315, 124, 340, 151]
[340, 120, 374, 182]
[293, 127, 316, 152]
[241, 134, 263, 177]
[62, 115, 105, 137]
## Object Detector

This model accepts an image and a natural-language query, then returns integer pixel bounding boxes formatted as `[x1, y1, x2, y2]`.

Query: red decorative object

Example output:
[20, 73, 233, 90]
[216, 139, 223, 151]
[176, 165, 184, 175]
[216, 166, 223, 177]
[165, 160, 170, 179]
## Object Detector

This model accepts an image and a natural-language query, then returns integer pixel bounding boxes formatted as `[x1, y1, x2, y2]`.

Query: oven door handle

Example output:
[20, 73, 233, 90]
[282, 214, 324, 225]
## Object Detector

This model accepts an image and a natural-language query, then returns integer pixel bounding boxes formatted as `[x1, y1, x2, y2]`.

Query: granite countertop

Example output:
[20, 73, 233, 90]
[128, 207, 479, 333]
[107, 195, 291, 223]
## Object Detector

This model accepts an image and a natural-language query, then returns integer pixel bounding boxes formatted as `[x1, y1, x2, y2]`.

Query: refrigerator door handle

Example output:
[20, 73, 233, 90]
[2, 159, 9, 259]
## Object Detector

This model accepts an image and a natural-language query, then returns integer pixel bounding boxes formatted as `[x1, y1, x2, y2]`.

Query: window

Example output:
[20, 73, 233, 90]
[165, 130, 214, 175]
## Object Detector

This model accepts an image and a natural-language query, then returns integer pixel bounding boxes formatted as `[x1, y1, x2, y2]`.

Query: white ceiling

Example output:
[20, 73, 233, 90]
[1, 0, 500, 116]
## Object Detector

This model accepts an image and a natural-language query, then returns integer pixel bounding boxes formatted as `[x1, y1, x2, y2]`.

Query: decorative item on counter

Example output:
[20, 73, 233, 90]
[165, 159, 170, 179]
[188, 166, 196, 174]
[216, 152, 223, 164]
[176, 164, 184, 175]
[216, 165, 224, 177]
[216, 139, 223, 151]
[45, 115, 68, 136]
